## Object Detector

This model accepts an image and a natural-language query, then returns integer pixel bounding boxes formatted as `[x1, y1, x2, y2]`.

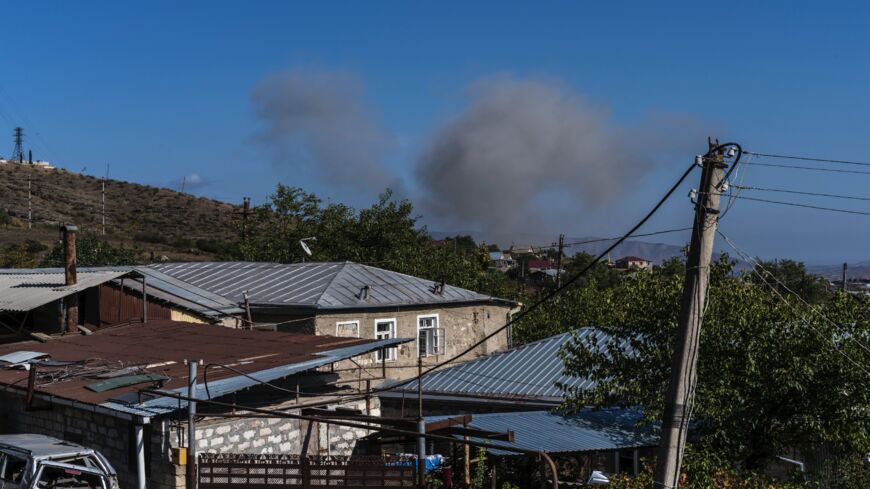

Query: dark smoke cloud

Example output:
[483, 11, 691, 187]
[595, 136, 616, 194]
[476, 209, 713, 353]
[251, 69, 393, 193]
[415, 75, 708, 234]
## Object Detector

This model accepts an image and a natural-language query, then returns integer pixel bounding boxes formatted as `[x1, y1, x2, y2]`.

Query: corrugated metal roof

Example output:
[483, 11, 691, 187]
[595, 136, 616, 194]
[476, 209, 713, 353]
[426, 409, 657, 455]
[151, 261, 512, 309]
[0, 320, 413, 419]
[0, 267, 243, 319]
[396, 328, 634, 401]
[122, 268, 244, 318]
[0, 270, 131, 312]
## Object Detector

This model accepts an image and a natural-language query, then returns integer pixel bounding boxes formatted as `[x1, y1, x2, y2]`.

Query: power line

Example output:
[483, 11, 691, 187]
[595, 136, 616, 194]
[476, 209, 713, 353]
[742, 161, 870, 176]
[732, 185, 870, 203]
[714, 193, 870, 217]
[203, 159, 705, 404]
[717, 231, 870, 377]
[744, 151, 870, 168]
[565, 228, 692, 248]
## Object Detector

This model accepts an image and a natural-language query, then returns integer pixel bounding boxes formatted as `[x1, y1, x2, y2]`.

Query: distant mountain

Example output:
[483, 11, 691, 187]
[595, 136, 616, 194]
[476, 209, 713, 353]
[431, 230, 687, 264]
[807, 261, 870, 281]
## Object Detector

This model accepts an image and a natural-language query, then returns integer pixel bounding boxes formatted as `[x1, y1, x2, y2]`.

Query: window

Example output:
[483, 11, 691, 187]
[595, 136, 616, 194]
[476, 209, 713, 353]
[374, 319, 397, 362]
[335, 320, 359, 338]
[417, 314, 444, 357]
[0, 451, 27, 484]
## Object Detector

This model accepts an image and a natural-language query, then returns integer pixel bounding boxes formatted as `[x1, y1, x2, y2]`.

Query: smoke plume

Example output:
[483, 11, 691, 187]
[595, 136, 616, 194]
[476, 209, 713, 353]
[415, 75, 706, 234]
[251, 69, 393, 193]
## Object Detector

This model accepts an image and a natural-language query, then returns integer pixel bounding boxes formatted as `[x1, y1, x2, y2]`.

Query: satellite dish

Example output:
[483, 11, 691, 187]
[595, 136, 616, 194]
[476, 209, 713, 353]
[300, 240, 312, 257]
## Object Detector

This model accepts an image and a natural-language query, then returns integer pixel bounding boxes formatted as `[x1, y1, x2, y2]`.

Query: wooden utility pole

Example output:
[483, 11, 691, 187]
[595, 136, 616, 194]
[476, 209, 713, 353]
[653, 141, 727, 488]
[555, 233, 565, 288]
[62, 224, 79, 334]
[416, 357, 426, 488]
[27, 175, 32, 230]
[842, 262, 848, 292]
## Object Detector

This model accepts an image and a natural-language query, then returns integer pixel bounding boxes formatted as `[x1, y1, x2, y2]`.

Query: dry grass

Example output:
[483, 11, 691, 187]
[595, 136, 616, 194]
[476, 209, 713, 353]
[0, 163, 240, 260]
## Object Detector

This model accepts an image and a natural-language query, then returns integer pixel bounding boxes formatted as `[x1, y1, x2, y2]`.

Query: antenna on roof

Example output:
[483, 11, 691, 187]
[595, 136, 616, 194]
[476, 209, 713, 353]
[299, 237, 316, 262]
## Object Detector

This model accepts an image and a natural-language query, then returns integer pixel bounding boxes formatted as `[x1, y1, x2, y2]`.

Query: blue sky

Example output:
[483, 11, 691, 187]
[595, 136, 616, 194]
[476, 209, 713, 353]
[1, 1, 869, 262]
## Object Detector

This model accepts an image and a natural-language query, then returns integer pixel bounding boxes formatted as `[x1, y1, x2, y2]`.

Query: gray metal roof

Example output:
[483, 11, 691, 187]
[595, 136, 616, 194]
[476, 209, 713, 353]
[150, 261, 511, 309]
[426, 409, 657, 455]
[395, 328, 634, 401]
[0, 269, 130, 312]
[121, 268, 244, 318]
[0, 267, 243, 319]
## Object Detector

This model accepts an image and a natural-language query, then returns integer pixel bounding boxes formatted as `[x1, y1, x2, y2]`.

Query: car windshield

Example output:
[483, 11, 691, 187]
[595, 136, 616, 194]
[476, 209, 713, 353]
[0, 451, 28, 483]
[36, 466, 105, 489]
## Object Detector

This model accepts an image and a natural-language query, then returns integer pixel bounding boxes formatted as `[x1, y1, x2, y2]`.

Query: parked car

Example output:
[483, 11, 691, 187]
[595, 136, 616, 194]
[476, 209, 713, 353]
[0, 434, 119, 489]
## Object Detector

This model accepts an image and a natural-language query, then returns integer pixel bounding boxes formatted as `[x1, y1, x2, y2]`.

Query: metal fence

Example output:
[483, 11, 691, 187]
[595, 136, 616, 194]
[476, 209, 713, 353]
[198, 453, 417, 489]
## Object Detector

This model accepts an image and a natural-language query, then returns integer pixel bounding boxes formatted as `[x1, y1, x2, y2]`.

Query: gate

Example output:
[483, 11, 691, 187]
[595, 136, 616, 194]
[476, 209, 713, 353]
[198, 453, 418, 489]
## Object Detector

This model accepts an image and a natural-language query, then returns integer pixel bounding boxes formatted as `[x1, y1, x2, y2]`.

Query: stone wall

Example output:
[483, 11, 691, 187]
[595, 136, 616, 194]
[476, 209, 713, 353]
[0, 392, 376, 489]
[313, 303, 513, 379]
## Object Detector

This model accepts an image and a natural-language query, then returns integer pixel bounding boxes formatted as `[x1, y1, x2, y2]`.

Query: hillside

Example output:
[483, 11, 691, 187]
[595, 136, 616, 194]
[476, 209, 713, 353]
[0, 163, 240, 261]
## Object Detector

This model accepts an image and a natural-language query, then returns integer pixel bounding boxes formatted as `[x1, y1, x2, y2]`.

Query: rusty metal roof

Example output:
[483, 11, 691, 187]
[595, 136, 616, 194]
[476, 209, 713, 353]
[150, 261, 514, 309]
[0, 269, 131, 312]
[0, 320, 411, 419]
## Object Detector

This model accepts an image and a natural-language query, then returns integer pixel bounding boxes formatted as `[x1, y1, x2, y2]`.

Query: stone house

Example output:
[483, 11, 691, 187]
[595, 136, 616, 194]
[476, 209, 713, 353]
[0, 320, 408, 489]
[150, 262, 519, 379]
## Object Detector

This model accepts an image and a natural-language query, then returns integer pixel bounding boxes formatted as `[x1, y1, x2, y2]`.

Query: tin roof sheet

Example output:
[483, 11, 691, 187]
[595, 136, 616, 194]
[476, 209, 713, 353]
[395, 328, 634, 401]
[0, 267, 243, 319]
[0, 270, 131, 312]
[150, 261, 513, 309]
[0, 320, 412, 418]
[426, 409, 657, 455]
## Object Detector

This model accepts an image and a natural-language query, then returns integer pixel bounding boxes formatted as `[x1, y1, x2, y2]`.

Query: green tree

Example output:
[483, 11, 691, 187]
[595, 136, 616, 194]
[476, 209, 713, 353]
[238, 185, 517, 299]
[0, 210, 11, 229]
[41, 233, 141, 267]
[514, 255, 869, 479]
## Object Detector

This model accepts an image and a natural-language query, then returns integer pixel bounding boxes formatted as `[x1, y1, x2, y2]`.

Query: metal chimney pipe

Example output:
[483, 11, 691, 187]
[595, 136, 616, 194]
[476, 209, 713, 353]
[62, 224, 78, 333]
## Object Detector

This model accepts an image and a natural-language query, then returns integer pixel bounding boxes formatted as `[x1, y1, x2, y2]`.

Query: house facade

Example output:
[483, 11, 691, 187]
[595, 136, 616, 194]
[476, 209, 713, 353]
[151, 262, 518, 379]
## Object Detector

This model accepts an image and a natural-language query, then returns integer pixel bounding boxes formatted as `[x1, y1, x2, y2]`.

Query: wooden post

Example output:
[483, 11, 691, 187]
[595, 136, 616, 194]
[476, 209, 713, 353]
[62, 225, 78, 333]
[654, 142, 727, 488]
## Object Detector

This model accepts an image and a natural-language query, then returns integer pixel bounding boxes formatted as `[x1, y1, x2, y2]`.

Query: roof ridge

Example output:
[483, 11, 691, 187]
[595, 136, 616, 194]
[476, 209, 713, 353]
[350, 261, 492, 299]
[312, 262, 352, 307]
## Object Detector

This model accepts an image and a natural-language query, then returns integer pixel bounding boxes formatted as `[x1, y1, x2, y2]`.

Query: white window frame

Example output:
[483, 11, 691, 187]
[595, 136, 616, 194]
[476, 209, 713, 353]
[417, 314, 443, 357]
[335, 320, 360, 338]
[374, 318, 397, 363]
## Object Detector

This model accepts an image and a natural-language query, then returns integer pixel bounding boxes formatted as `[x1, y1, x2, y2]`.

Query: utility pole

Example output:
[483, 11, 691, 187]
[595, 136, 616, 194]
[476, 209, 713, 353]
[186, 360, 199, 489]
[27, 175, 32, 230]
[417, 358, 426, 488]
[242, 197, 250, 242]
[654, 141, 727, 488]
[101, 180, 106, 235]
[842, 262, 848, 292]
[555, 233, 565, 288]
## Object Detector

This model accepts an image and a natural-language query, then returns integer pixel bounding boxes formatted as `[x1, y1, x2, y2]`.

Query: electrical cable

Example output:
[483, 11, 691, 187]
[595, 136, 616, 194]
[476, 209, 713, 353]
[717, 230, 870, 377]
[711, 194, 870, 217]
[732, 185, 870, 203]
[742, 161, 870, 176]
[353, 148, 722, 401]
[744, 151, 870, 168]
[192, 152, 710, 406]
